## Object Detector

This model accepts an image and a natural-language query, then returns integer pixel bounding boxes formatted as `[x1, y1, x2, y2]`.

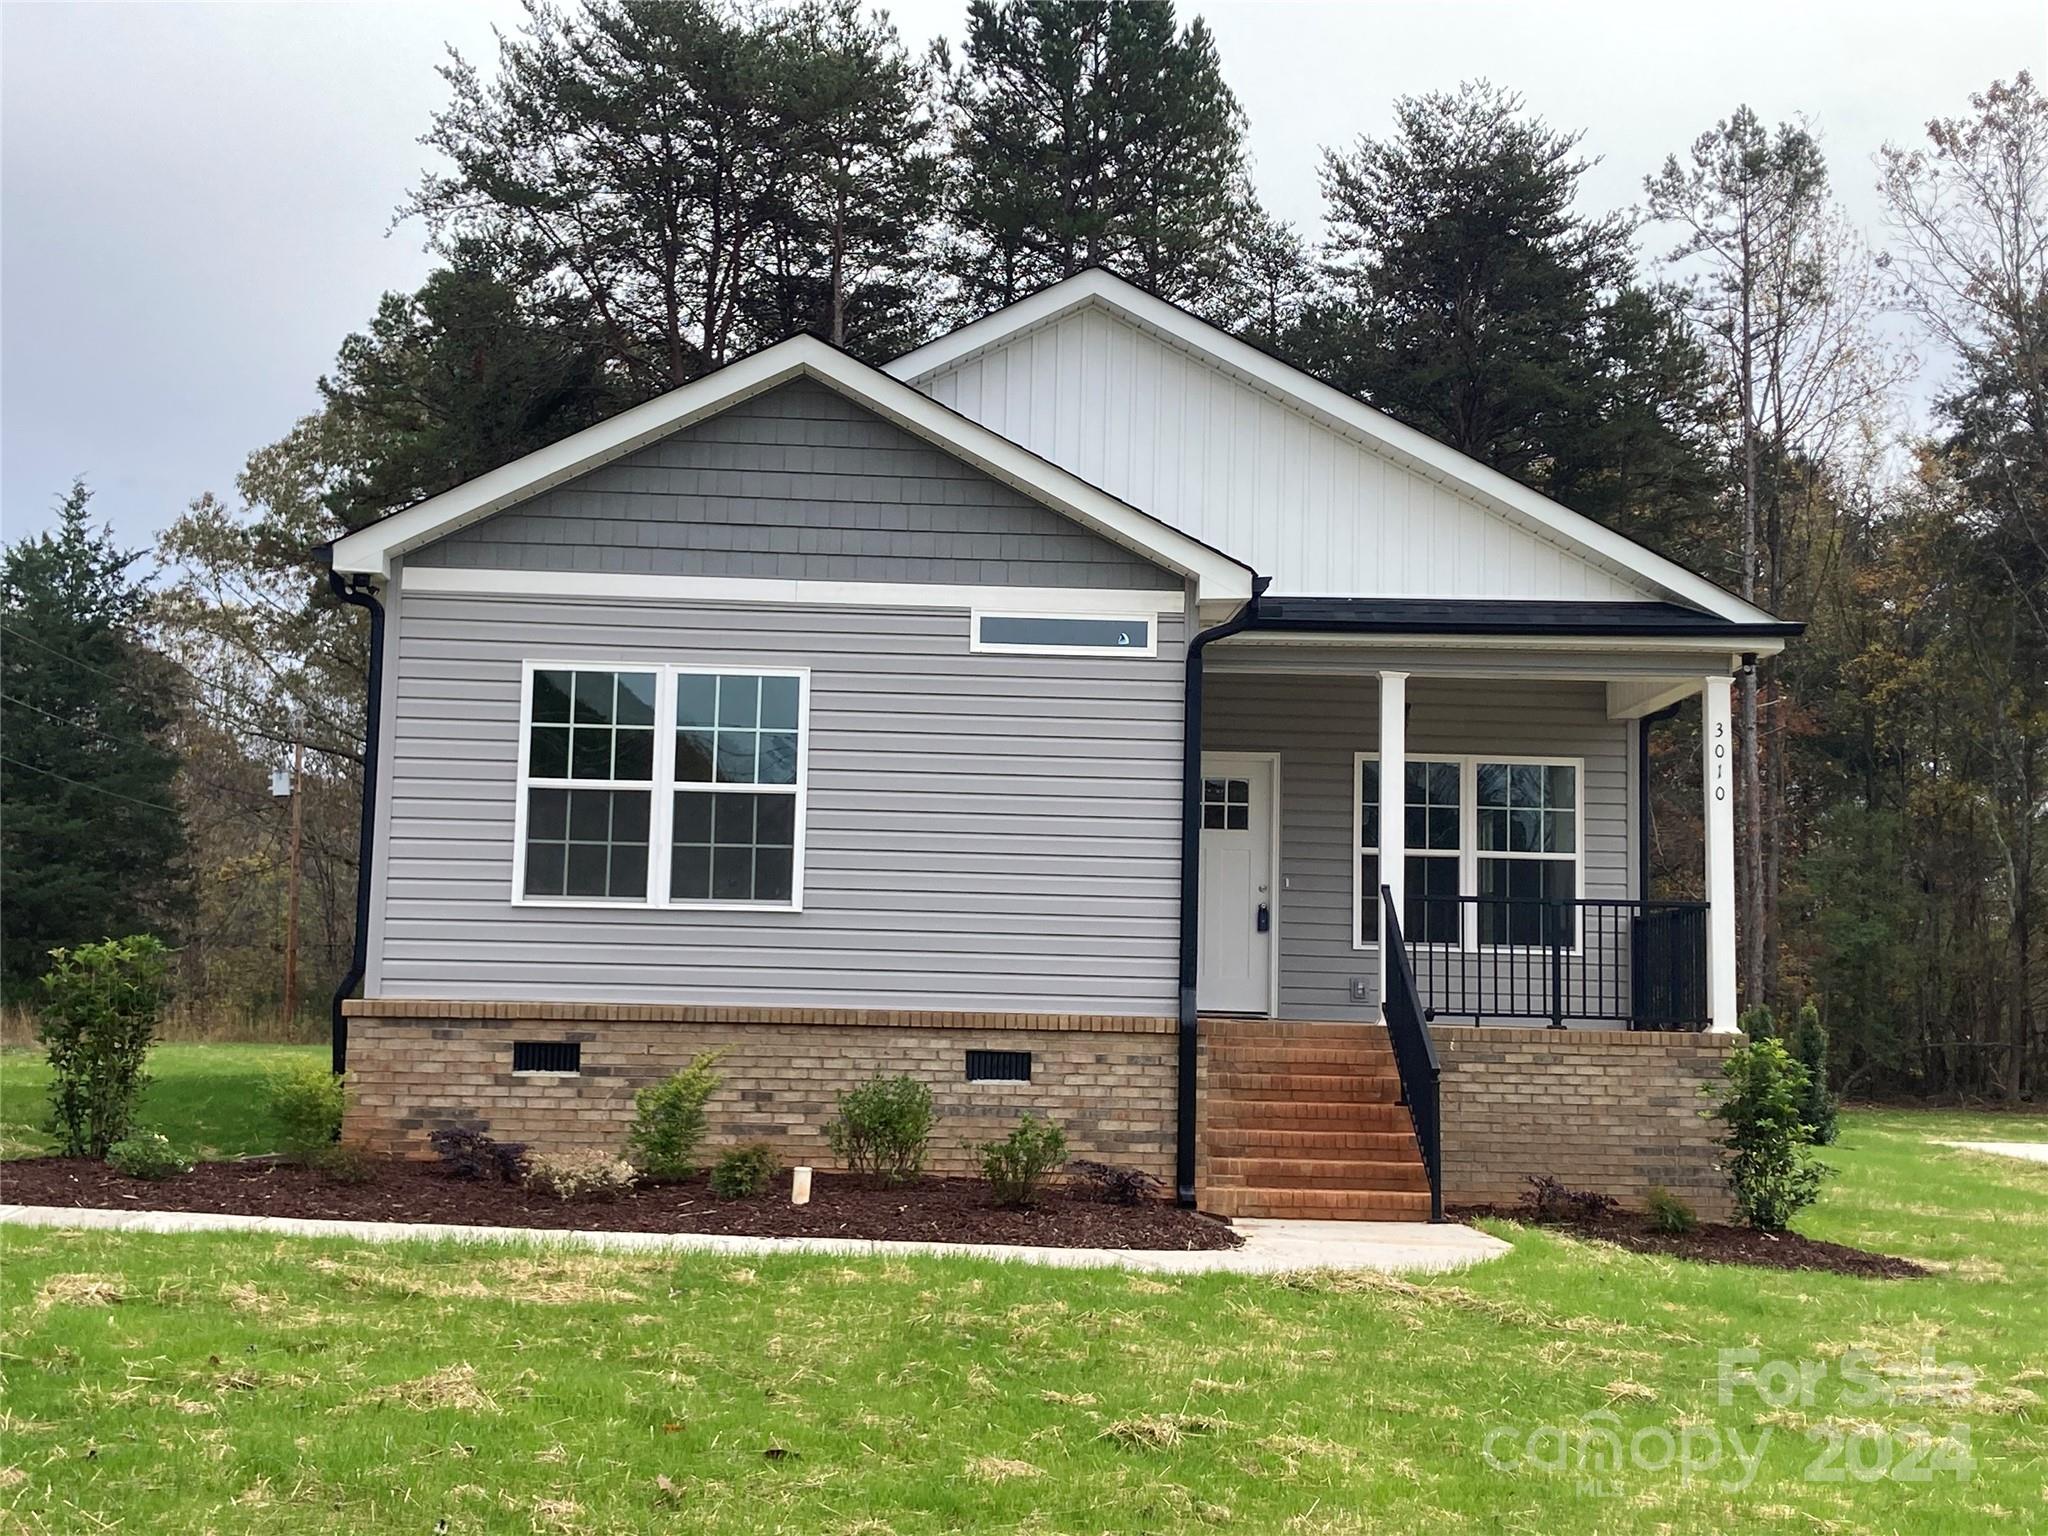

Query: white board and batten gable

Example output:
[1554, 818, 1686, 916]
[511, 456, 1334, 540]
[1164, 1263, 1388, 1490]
[887, 269, 1776, 630]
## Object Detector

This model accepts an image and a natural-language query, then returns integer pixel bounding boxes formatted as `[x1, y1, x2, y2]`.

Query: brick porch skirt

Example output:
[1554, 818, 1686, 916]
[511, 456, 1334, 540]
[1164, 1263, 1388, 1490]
[1432, 1025, 1739, 1222]
[340, 1001, 1178, 1180]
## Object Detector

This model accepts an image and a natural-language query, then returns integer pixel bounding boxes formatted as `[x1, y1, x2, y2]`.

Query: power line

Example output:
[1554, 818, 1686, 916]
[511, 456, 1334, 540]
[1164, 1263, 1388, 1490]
[0, 621, 361, 763]
[0, 754, 179, 816]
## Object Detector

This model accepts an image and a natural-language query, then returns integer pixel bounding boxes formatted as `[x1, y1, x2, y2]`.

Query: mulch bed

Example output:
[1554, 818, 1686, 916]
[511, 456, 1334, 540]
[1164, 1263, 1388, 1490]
[0, 1157, 1242, 1252]
[1451, 1203, 1927, 1278]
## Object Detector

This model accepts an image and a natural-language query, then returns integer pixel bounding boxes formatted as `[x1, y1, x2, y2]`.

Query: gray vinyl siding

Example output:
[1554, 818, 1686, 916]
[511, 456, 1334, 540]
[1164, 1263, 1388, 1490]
[1202, 673, 1633, 1023]
[408, 378, 1178, 590]
[369, 590, 1185, 1011]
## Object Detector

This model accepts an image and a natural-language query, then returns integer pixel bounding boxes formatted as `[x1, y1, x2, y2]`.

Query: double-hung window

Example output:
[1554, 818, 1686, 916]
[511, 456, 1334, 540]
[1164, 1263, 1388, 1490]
[1355, 755, 1581, 948]
[1476, 761, 1577, 946]
[517, 663, 808, 909]
[1357, 756, 1463, 946]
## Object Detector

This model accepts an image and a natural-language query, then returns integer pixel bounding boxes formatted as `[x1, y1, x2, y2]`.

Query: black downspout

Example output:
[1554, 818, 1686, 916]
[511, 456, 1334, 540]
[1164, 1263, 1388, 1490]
[327, 568, 387, 1077]
[1175, 576, 1270, 1207]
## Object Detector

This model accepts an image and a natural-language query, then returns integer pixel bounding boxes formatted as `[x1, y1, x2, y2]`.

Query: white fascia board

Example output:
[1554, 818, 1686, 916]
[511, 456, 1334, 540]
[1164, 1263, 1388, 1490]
[329, 333, 1251, 603]
[888, 270, 1777, 628]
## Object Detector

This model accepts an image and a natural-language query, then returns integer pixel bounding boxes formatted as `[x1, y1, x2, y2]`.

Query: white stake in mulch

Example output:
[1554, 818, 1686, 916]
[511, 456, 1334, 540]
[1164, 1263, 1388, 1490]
[790, 1166, 812, 1206]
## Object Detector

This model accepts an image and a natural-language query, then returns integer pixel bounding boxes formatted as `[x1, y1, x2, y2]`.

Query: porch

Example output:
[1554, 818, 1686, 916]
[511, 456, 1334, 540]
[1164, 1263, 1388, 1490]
[1190, 620, 1745, 1035]
[1181, 603, 1770, 1220]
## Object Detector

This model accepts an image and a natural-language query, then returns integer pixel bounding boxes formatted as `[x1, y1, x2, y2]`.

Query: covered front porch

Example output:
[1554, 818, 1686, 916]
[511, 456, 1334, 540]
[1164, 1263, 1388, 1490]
[1177, 599, 1788, 1221]
[1189, 605, 1751, 1036]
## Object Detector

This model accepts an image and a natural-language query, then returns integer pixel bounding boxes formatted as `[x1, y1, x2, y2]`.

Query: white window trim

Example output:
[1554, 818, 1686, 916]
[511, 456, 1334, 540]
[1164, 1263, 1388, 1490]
[511, 659, 811, 913]
[1351, 752, 1587, 952]
[969, 609, 1160, 658]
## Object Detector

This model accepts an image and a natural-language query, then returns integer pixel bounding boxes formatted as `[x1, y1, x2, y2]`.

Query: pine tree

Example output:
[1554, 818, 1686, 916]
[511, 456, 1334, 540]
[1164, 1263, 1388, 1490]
[1304, 80, 1717, 557]
[1, 484, 187, 989]
[942, 0, 1252, 313]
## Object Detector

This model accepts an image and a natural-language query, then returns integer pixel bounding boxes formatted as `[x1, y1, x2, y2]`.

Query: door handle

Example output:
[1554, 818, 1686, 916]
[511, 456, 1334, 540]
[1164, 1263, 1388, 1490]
[1256, 903, 1270, 933]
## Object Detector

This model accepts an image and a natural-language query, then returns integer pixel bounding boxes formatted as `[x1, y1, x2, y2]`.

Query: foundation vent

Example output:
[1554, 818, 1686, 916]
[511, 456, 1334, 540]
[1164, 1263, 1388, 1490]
[965, 1049, 1031, 1083]
[512, 1041, 582, 1075]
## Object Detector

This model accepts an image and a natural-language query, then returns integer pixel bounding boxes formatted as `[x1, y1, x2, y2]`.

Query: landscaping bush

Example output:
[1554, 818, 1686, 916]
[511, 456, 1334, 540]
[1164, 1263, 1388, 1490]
[106, 1131, 191, 1181]
[1522, 1174, 1618, 1221]
[627, 1051, 725, 1182]
[827, 1074, 934, 1184]
[428, 1125, 529, 1183]
[1737, 1002, 1777, 1040]
[1067, 1159, 1164, 1205]
[1790, 1000, 1839, 1145]
[981, 1114, 1067, 1207]
[525, 1149, 637, 1202]
[1713, 1037, 1833, 1231]
[709, 1143, 777, 1199]
[1644, 1185, 1698, 1234]
[312, 1144, 378, 1186]
[264, 1061, 346, 1162]
[35, 934, 172, 1158]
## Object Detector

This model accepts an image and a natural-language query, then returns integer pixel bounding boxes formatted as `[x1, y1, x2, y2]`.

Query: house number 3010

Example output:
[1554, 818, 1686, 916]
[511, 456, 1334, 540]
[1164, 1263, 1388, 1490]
[1713, 720, 1728, 801]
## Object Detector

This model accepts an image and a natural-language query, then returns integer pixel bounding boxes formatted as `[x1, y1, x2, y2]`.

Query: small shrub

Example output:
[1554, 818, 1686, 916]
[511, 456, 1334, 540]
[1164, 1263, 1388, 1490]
[709, 1143, 777, 1199]
[828, 1074, 934, 1184]
[1644, 1185, 1698, 1234]
[1522, 1174, 1618, 1222]
[428, 1125, 528, 1182]
[1789, 1000, 1839, 1145]
[981, 1114, 1067, 1208]
[312, 1143, 378, 1186]
[1737, 1002, 1778, 1041]
[526, 1149, 637, 1202]
[1067, 1159, 1164, 1205]
[1713, 1037, 1833, 1231]
[36, 935, 173, 1158]
[106, 1131, 191, 1181]
[264, 1062, 346, 1163]
[628, 1052, 725, 1182]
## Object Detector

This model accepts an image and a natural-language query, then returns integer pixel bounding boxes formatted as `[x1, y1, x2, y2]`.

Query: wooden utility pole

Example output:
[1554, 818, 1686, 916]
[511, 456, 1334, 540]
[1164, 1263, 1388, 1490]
[283, 740, 304, 1027]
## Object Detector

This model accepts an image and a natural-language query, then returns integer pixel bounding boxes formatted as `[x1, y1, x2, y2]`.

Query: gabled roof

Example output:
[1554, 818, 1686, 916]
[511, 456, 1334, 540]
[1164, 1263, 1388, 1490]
[326, 333, 1254, 602]
[886, 268, 1781, 630]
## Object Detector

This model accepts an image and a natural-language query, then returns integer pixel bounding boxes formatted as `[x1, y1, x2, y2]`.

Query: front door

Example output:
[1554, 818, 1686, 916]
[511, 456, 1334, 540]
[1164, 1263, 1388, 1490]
[1198, 754, 1275, 1015]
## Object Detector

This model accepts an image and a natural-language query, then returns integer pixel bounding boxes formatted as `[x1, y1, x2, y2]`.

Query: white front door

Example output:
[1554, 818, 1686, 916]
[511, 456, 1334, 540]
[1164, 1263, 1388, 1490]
[1198, 755, 1275, 1015]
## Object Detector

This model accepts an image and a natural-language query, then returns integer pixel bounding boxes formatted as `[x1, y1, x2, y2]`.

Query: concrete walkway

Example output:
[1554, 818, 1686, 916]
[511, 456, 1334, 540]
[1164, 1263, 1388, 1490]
[0, 1203, 1509, 1276]
[1935, 1140, 2048, 1166]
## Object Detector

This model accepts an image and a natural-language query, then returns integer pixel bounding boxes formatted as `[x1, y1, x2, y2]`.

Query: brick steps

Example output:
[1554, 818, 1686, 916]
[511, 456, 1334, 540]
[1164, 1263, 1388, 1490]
[1202, 1186, 1433, 1220]
[1199, 1020, 1431, 1221]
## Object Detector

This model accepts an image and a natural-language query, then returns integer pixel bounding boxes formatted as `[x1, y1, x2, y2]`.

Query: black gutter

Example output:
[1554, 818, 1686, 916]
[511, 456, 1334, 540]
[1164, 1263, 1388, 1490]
[326, 568, 387, 1076]
[1175, 576, 1270, 1207]
[1244, 615, 1805, 640]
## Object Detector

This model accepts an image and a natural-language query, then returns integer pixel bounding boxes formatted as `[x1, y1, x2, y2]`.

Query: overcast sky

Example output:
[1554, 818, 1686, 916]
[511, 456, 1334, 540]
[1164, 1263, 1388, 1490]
[4, 0, 2041, 549]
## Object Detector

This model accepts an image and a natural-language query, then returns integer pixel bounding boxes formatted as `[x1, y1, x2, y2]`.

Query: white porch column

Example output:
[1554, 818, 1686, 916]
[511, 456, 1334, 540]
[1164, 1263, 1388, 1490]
[1377, 670, 1408, 1011]
[1702, 674, 1739, 1032]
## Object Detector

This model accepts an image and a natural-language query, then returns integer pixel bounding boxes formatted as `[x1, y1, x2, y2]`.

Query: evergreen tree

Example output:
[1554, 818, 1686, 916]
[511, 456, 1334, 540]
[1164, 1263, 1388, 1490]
[942, 0, 1252, 314]
[2, 484, 187, 988]
[1303, 81, 1718, 557]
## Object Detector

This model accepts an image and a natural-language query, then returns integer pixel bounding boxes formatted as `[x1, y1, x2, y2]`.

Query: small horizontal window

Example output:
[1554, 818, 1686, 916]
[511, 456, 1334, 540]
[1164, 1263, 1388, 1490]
[966, 1049, 1031, 1083]
[972, 614, 1154, 656]
[513, 1041, 581, 1074]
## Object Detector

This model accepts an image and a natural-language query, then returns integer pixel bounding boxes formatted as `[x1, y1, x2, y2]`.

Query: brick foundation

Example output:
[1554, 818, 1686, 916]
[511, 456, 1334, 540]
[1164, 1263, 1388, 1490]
[1432, 1025, 1738, 1221]
[340, 1000, 1177, 1180]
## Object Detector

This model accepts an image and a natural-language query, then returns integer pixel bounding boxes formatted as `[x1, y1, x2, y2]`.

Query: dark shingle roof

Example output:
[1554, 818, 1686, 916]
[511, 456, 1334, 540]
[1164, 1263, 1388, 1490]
[1247, 598, 1802, 639]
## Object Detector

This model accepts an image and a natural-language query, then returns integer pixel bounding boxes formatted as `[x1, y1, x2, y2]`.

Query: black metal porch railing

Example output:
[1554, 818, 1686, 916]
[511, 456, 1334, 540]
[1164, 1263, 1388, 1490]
[1399, 896, 1710, 1030]
[1379, 885, 1443, 1222]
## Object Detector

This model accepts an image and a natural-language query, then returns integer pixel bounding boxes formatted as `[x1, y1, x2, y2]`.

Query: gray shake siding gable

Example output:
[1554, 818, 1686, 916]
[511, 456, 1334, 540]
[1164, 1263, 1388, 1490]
[371, 594, 1186, 1011]
[408, 377, 1180, 590]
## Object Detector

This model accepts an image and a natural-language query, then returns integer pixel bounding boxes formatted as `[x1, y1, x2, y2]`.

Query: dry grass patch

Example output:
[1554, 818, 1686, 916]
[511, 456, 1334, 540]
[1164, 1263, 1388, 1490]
[34, 1273, 122, 1310]
[363, 1363, 500, 1414]
[964, 1455, 1043, 1483]
[1099, 1412, 1229, 1450]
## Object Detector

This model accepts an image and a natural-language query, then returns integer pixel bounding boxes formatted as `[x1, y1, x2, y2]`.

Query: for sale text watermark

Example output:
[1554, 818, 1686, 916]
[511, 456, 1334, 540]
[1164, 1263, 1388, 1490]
[1480, 1349, 1975, 1496]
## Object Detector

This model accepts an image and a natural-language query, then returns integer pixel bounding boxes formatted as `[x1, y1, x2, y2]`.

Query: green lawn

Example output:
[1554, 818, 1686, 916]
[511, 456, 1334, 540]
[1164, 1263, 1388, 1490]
[0, 1057, 2041, 1531]
[0, 1043, 325, 1159]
